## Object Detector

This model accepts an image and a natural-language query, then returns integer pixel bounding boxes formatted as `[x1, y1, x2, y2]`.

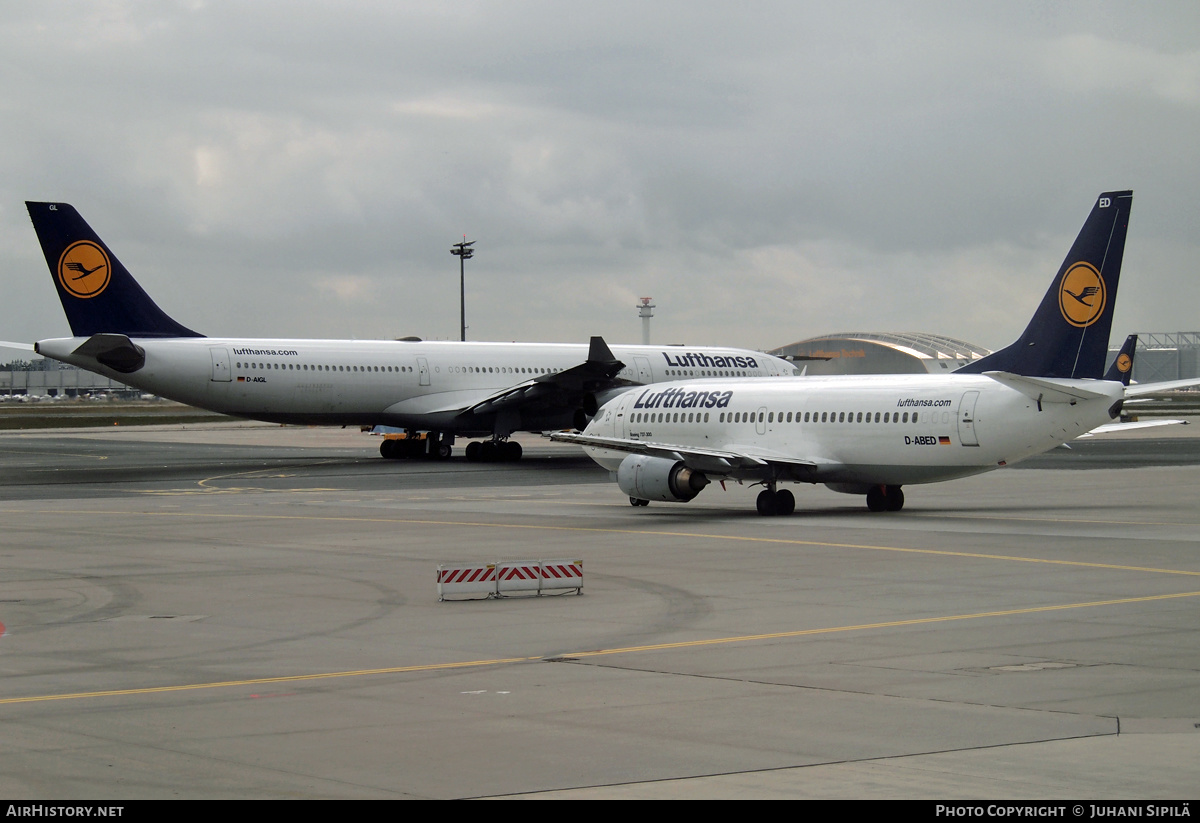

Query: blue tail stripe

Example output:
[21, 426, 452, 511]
[957, 190, 1132, 379]
[26, 202, 203, 338]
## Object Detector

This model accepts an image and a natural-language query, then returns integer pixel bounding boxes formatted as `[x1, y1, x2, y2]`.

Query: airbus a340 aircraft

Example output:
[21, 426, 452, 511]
[553, 190, 1161, 514]
[23, 202, 795, 461]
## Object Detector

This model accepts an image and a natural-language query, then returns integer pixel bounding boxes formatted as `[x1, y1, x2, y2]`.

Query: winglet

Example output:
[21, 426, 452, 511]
[957, 191, 1132, 379]
[587, 335, 619, 366]
[26, 202, 203, 338]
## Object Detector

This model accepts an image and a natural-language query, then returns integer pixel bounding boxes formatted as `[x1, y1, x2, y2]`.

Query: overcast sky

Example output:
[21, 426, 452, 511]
[2, 1, 1198, 356]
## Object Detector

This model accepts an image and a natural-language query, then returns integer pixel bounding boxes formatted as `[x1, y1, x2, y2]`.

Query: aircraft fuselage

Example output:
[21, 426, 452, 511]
[582, 374, 1124, 487]
[34, 336, 789, 433]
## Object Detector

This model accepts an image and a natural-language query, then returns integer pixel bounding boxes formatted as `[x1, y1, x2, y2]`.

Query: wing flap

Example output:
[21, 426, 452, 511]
[456, 335, 630, 418]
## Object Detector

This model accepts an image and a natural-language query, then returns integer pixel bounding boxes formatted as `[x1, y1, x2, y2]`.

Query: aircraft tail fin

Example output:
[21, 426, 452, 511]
[26, 202, 202, 338]
[1104, 334, 1137, 385]
[957, 191, 1131, 379]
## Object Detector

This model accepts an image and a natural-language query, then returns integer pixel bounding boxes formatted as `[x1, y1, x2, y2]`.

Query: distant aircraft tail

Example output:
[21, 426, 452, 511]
[956, 190, 1132, 380]
[25, 202, 202, 338]
[1104, 334, 1137, 385]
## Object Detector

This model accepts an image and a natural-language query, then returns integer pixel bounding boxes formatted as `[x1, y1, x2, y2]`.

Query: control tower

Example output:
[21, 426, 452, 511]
[638, 297, 655, 345]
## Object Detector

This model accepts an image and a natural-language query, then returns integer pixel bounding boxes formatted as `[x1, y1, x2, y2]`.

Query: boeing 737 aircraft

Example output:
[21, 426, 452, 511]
[24, 202, 795, 461]
[553, 191, 1155, 513]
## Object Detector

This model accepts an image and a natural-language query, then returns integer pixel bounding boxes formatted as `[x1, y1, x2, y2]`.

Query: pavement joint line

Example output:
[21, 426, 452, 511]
[3, 507, 1199, 578]
[3, 590, 1197, 706]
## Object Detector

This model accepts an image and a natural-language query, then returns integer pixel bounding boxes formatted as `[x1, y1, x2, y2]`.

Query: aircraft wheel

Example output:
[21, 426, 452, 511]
[503, 441, 523, 461]
[380, 440, 393, 459]
[776, 489, 795, 516]
[886, 486, 905, 511]
[629, 496, 642, 507]
[437, 443, 452, 459]
[465, 441, 482, 461]
[479, 441, 498, 462]
[866, 486, 887, 512]
[756, 489, 778, 516]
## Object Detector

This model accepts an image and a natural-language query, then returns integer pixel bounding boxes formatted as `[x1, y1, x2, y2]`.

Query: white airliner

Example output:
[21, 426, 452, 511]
[553, 190, 1161, 514]
[23, 202, 795, 461]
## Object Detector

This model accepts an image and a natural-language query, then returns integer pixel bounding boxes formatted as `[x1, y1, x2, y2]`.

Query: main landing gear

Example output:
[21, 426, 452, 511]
[865, 485, 905, 512]
[756, 487, 795, 516]
[464, 439, 523, 463]
[379, 432, 453, 460]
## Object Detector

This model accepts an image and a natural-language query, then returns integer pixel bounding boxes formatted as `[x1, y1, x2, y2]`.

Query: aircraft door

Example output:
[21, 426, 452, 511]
[417, 357, 430, 386]
[958, 390, 980, 446]
[210, 348, 231, 382]
[755, 406, 767, 436]
[616, 394, 631, 438]
[633, 356, 653, 384]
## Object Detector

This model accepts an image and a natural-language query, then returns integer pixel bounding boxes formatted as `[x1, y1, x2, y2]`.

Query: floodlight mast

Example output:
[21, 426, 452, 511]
[450, 238, 475, 342]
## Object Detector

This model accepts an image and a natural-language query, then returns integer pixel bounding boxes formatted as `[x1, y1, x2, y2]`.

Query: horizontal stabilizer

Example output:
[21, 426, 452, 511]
[71, 334, 147, 373]
[983, 371, 1109, 403]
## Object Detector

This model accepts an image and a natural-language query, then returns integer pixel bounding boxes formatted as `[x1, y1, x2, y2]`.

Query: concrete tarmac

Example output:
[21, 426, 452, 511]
[0, 423, 1198, 799]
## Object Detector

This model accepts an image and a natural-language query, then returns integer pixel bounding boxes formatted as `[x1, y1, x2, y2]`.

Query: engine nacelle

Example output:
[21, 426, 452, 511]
[617, 454, 709, 503]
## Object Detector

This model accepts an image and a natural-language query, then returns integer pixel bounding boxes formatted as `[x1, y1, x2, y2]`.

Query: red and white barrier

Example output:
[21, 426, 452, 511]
[437, 563, 497, 600]
[438, 559, 583, 600]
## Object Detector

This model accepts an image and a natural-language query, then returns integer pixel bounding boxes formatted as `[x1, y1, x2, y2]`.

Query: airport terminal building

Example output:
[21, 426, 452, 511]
[1, 358, 136, 398]
[769, 332, 990, 375]
[770, 331, 1200, 384]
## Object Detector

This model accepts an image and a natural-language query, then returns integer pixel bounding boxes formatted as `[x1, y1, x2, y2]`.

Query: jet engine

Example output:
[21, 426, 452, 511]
[617, 454, 709, 503]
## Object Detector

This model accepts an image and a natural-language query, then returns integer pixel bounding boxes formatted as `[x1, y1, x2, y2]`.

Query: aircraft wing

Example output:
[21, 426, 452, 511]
[455, 335, 631, 418]
[550, 431, 825, 479]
